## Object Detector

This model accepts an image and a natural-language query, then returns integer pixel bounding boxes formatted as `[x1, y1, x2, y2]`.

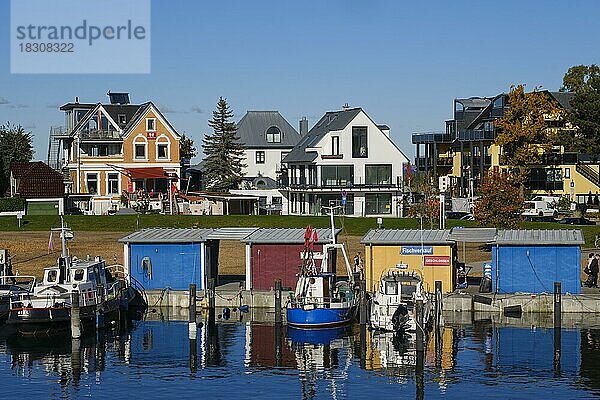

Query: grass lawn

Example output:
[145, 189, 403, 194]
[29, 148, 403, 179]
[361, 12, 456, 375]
[0, 214, 598, 245]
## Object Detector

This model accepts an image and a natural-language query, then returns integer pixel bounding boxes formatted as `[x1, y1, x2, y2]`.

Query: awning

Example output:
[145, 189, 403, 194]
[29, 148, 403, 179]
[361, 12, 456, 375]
[127, 167, 174, 180]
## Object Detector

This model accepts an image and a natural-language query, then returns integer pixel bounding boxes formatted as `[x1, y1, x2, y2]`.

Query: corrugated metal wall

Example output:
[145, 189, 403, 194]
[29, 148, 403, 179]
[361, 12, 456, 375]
[129, 243, 202, 290]
[251, 244, 323, 291]
[492, 245, 581, 294]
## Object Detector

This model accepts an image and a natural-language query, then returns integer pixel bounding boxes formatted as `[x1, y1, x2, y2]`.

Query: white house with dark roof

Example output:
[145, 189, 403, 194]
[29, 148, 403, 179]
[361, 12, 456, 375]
[282, 106, 409, 217]
[229, 111, 302, 214]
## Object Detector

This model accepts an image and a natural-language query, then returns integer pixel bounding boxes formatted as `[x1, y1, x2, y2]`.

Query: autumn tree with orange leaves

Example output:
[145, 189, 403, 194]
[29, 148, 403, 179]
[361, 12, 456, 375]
[474, 170, 523, 229]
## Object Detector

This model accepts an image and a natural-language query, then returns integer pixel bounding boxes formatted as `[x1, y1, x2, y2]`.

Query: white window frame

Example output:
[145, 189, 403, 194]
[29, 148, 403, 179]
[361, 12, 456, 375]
[133, 134, 148, 161]
[106, 172, 121, 195]
[85, 172, 99, 195]
[564, 167, 570, 179]
[146, 118, 156, 132]
[155, 134, 171, 161]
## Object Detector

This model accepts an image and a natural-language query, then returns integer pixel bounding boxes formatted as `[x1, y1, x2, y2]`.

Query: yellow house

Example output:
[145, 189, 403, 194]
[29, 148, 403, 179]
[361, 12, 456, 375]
[361, 229, 456, 294]
[412, 91, 600, 203]
[50, 92, 181, 214]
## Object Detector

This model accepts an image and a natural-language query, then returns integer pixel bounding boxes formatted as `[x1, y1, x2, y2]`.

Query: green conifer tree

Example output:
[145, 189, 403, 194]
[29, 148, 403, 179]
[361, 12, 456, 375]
[202, 97, 246, 192]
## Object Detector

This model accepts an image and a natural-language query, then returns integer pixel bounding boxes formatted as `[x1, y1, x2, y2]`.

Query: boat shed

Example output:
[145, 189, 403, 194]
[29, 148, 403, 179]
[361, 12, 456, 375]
[119, 228, 217, 291]
[242, 228, 340, 291]
[492, 229, 584, 294]
[361, 229, 456, 294]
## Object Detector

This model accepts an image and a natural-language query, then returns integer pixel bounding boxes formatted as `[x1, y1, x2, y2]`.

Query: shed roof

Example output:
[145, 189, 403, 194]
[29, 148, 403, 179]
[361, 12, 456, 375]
[496, 229, 584, 245]
[361, 229, 452, 245]
[448, 227, 497, 243]
[206, 227, 259, 240]
[118, 228, 214, 243]
[243, 228, 341, 244]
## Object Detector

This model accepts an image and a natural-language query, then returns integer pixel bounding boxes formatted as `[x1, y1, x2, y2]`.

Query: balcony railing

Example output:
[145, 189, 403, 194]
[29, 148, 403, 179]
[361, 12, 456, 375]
[79, 129, 122, 140]
[412, 132, 452, 144]
[458, 129, 496, 141]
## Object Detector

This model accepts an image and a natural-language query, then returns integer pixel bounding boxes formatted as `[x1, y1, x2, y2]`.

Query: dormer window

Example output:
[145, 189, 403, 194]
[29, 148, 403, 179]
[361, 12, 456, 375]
[266, 126, 281, 143]
[146, 118, 156, 132]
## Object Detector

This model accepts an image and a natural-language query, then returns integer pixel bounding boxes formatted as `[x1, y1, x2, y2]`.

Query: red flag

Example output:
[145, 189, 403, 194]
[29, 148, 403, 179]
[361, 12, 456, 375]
[310, 229, 318, 250]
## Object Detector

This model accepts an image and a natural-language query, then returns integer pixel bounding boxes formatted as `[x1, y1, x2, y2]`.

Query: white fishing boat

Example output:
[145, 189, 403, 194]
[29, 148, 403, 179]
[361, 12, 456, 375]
[6, 218, 131, 335]
[369, 266, 432, 333]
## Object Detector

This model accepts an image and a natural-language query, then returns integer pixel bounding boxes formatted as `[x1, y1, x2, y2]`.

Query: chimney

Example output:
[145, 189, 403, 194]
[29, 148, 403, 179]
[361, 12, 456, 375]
[342, 103, 350, 110]
[299, 117, 308, 136]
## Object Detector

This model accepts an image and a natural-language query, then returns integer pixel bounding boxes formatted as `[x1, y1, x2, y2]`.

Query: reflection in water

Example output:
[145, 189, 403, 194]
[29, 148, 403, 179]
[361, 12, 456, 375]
[2, 311, 600, 399]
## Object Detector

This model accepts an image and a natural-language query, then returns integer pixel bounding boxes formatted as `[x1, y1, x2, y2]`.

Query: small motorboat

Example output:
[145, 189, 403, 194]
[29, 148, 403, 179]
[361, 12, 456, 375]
[286, 207, 358, 329]
[370, 267, 432, 333]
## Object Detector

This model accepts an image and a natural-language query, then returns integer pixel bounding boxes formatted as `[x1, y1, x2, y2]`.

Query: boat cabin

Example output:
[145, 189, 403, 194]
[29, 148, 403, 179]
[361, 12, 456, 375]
[379, 270, 421, 301]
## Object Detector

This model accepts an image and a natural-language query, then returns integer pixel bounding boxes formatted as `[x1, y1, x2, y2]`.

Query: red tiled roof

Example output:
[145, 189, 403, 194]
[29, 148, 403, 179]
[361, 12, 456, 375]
[9, 162, 65, 198]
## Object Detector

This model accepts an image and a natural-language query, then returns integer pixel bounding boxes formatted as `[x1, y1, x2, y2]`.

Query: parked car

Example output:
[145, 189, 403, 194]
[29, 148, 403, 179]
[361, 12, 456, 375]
[524, 215, 558, 222]
[459, 213, 474, 221]
[558, 217, 596, 225]
[446, 211, 469, 220]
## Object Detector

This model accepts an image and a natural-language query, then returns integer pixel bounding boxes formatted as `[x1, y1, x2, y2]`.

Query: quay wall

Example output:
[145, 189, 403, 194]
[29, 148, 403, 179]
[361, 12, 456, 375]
[145, 288, 600, 313]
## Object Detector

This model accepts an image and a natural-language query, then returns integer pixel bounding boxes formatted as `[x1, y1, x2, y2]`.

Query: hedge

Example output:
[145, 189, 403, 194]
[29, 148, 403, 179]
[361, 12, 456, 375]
[0, 197, 25, 212]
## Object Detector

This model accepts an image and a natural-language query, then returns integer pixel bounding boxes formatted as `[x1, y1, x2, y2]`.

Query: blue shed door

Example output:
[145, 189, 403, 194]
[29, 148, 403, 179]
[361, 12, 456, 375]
[129, 243, 202, 290]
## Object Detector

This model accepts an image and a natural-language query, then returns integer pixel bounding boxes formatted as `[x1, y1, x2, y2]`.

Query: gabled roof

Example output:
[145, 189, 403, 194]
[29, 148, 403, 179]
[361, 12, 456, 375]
[548, 91, 574, 110]
[242, 228, 340, 244]
[282, 108, 362, 163]
[119, 228, 214, 243]
[9, 162, 65, 198]
[496, 229, 584, 245]
[361, 229, 452, 245]
[67, 101, 180, 139]
[237, 111, 300, 148]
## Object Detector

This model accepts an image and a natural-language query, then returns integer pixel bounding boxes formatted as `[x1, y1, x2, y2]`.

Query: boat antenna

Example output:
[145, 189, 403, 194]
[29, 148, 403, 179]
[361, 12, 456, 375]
[61, 216, 68, 258]
[322, 205, 338, 245]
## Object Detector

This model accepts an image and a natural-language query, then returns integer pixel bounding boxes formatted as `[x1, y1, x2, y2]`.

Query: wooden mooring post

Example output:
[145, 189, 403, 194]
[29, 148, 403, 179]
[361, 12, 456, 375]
[96, 283, 105, 329]
[189, 284, 197, 340]
[554, 281, 561, 371]
[416, 298, 424, 352]
[71, 290, 81, 339]
[208, 278, 215, 310]
[434, 280, 443, 369]
[359, 279, 367, 326]
[189, 281, 198, 377]
[274, 279, 282, 325]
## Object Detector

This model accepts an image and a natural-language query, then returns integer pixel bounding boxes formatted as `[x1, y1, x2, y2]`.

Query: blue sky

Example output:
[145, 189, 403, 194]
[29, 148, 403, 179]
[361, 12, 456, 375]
[1, 0, 599, 162]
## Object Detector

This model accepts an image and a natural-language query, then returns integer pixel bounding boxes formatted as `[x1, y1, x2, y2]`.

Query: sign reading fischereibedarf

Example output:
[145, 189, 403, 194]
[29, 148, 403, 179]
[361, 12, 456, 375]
[400, 246, 433, 255]
[10, 0, 150, 74]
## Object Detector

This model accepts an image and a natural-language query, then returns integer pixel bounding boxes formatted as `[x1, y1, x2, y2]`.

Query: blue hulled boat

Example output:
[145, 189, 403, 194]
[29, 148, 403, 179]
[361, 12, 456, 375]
[286, 207, 358, 329]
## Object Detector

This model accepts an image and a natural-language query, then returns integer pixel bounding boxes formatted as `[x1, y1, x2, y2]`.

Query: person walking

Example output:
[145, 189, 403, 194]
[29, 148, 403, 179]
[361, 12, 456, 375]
[585, 253, 594, 287]
[590, 254, 599, 288]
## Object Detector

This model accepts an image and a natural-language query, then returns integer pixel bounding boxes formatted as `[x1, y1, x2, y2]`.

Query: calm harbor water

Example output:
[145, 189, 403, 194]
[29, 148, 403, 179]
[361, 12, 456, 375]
[1, 311, 600, 399]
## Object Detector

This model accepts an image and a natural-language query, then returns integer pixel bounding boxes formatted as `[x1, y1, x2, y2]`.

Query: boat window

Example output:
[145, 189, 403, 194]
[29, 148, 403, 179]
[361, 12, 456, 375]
[401, 284, 417, 297]
[73, 268, 85, 281]
[385, 281, 398, 295]
[47, 270, 58, 283]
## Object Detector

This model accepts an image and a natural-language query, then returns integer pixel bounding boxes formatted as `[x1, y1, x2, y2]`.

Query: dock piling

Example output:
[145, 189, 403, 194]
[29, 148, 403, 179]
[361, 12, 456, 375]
[434, 280, 442, 328]
[274, 279, 282, 325]
[208, 278, 215, 310]
[359, 279, 367, 326]
[71, 290, 81, 339]
[189, 284, 197, 340]
[416, 298, 424, 352]
[554, 281, 561, 371]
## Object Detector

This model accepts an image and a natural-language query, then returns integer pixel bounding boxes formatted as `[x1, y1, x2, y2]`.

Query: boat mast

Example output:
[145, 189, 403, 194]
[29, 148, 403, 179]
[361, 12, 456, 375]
[60, 215, 68, 259]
